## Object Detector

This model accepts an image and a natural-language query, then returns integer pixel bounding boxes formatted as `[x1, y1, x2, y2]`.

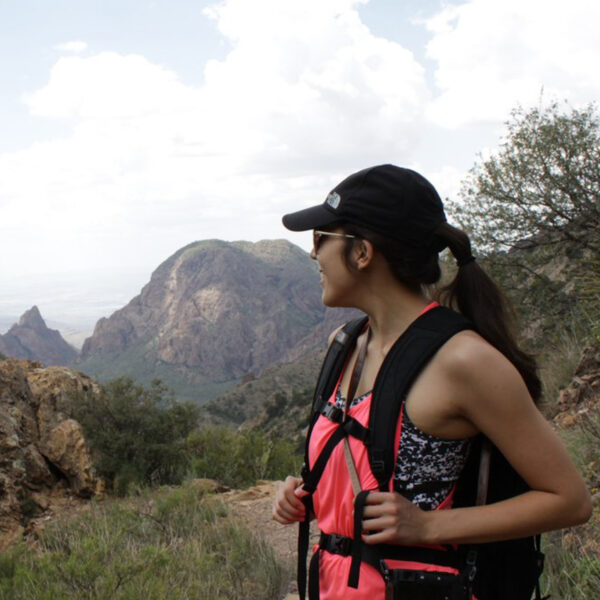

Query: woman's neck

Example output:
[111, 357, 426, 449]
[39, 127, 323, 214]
[337, 246, 431, 355]
[356, 282, 430, 356]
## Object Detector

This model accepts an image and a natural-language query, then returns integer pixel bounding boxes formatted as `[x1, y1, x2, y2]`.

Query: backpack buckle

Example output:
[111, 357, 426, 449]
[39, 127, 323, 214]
[321, 403, 344, 423]
[322, 533, 352, 556]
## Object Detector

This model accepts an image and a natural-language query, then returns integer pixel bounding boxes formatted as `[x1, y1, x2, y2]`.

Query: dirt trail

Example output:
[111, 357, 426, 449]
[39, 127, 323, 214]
[224, 481, 311, 600]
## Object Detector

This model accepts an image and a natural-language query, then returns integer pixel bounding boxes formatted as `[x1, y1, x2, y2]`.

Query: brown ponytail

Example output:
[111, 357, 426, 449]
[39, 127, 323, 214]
[433, 222, 541, 403]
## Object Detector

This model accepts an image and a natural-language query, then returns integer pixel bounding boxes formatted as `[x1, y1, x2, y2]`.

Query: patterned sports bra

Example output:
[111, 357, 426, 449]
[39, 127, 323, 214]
[334, 389, 471, 510]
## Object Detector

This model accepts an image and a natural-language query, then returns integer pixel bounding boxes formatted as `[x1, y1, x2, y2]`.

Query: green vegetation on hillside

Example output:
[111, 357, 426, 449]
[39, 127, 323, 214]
[67, 377, 302, 494]
[0, 484, 289, 600]
[188, 426, 302, 489]
[74, 347, 238, 404]
[203, 351, 322, 448]
[66, 377, 200, 495]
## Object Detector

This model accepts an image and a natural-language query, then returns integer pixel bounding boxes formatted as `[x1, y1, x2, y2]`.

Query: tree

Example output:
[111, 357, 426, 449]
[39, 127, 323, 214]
[68, 377, 199, 493]
[453, 101, 600, 257]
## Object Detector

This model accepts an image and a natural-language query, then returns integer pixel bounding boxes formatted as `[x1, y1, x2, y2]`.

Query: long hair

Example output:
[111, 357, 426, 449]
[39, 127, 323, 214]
[336, 221, 541, 403]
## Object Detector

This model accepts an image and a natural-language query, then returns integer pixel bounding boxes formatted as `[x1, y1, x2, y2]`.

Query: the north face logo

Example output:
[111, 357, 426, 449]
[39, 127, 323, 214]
[326, 192, 341, 209]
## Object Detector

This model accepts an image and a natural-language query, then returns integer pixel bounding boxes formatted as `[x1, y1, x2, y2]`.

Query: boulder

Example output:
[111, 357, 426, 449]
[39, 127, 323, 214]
[0, 359, 100, 541]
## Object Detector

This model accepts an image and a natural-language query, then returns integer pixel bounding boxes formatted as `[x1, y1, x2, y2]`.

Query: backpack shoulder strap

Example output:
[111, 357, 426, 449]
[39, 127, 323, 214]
[368, 305, 473, 490]
[310, 315, 369, 414]
[301, 315, 368, 483]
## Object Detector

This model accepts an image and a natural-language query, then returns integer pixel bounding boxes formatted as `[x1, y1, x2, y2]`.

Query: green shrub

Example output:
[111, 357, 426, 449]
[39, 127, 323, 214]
[542, 409, 600, 598]
[0, 484, 289, 600]
[538, 330, 584, 416]
[188, 426, 302, 489]
[66, 377, 199, 493]
[542, 529, 600, 600]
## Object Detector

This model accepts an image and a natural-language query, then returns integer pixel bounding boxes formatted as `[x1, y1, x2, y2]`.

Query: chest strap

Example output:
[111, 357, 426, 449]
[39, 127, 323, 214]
[318, 401, 371, 442]
[319, 532, 462, 570]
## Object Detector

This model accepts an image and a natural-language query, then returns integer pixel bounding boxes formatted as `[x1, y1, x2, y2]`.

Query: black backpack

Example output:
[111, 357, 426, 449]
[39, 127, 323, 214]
[298, 305, 546, 600]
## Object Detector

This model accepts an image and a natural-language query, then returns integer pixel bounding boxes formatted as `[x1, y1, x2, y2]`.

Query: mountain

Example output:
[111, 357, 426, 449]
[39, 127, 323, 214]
[77, 239, 357, 402]
[202, 350, 323, 441]
[0, 306, 78, 366]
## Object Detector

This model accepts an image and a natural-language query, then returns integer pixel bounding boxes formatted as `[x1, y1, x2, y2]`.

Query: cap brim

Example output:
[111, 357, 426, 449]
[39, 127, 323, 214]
[282, 204, 339, 231]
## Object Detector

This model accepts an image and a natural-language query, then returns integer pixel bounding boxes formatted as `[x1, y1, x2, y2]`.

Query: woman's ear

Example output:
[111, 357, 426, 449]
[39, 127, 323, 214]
[353, 239, 374, 270]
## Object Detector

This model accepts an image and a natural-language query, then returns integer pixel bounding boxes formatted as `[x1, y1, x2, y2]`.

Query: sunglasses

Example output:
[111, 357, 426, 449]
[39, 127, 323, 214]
[312, 230, 357, 253]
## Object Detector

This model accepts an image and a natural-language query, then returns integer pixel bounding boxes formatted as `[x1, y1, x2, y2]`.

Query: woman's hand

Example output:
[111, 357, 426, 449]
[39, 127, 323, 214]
[272, 475, 308, 525]
[361, 491, 430, 546]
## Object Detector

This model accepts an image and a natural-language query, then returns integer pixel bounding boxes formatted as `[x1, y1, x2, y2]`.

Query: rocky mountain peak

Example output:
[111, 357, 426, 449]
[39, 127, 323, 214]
[77, 238, 348, 402]
[18, 305, 46, 330]
[0, 307, 77, 366]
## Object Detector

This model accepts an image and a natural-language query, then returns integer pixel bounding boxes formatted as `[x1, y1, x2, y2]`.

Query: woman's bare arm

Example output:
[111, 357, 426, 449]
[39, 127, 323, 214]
[362, 334, 592, 546]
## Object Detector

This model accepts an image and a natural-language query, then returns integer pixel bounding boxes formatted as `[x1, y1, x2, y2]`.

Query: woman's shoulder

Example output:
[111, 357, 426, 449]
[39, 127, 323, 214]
[435, 329, 525, 392]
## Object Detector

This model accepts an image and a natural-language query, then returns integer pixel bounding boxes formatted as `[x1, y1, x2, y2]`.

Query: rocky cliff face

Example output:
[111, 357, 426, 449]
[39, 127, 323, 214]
[554, 344, 600, 427]
[0, 359, 100, 547]
[0, 306, 78, 366]
[78, 239, 347, 401]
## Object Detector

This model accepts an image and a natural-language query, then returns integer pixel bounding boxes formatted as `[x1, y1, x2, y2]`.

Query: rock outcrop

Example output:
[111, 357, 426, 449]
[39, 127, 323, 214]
[0, 306, 78, 366]
[0, 359, 100, 545]
[554, 344, 600, 426]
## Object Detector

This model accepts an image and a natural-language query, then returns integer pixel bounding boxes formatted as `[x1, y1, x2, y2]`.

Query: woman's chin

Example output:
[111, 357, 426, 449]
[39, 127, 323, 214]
[321, 290, 336, 307]
[321, 291, 349, 308]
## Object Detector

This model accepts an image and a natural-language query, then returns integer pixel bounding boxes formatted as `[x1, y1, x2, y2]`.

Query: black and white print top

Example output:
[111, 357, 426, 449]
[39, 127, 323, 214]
[335, 388, 471, 511]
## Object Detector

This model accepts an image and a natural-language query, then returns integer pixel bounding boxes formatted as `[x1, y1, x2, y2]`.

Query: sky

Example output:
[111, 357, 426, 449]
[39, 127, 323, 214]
[1, 0, 599, 341]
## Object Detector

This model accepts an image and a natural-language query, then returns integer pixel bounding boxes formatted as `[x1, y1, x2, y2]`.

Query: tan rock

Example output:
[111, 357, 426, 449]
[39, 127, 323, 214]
[190, 478, 230, 494]
[560, 414, 578, 428]
[27, 365, 100, 439]
[22, 444, 54, 489]
[29, 492, 50, 511]
[38, 419, 95, 497]
[0, 359, 101, 544]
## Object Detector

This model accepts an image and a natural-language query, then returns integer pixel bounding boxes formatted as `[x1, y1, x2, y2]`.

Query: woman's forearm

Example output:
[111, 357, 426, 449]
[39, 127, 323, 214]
[424, 489, 592, 546]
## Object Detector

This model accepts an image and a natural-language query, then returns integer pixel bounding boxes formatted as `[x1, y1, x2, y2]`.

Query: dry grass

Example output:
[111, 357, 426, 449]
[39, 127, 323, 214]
[0, 483, 290, 600]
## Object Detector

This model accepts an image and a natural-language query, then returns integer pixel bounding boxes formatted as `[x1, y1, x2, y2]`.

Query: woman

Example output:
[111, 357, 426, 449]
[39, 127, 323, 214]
[273, 165, 591, 600]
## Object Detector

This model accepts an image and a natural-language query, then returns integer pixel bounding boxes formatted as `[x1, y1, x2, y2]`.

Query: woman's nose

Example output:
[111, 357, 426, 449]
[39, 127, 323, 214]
[310, 247, 317, 260]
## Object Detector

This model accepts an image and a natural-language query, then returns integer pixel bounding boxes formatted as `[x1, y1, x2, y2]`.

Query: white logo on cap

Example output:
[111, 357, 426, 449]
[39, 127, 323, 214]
[326, 191, 341, 210]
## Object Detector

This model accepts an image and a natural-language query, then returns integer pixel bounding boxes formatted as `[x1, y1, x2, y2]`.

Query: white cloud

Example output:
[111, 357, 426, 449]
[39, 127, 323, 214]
[427, 165, 464, 205]
[54, 41, 88, 53]
[425, 0, 600, 128]
[0, 0, 429, 275]
[25, 52, 197, 119]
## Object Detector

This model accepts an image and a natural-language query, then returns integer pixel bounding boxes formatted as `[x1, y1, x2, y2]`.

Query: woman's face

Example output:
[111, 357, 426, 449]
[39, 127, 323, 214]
[311, 227, 358, 307]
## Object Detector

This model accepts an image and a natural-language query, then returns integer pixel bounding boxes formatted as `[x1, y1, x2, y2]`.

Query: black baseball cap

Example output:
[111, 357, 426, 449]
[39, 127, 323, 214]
[282, 164, 447, 249]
